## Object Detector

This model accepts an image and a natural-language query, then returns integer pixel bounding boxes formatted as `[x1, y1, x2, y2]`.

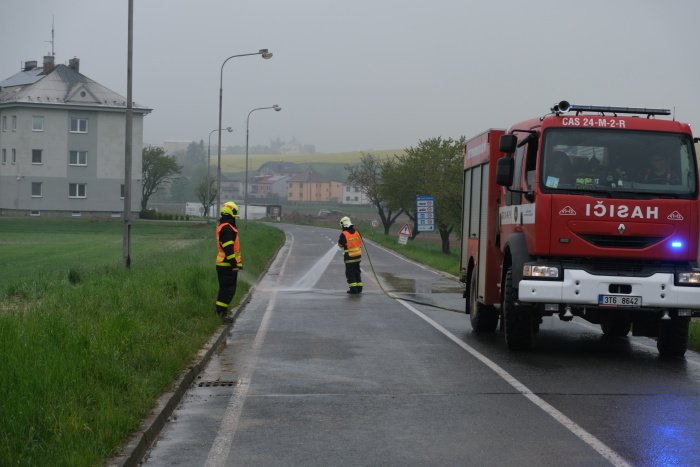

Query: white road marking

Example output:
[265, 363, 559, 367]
[397, 299, 633, 467]
[205, 232, 295, 467]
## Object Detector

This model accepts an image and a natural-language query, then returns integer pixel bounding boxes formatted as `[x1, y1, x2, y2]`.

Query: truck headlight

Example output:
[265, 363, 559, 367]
[677, 271, 700, 286]
[523, 264, 560, 279]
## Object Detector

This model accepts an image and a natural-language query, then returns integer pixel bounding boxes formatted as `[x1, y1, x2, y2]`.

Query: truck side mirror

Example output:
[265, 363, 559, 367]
[499, 134, 517, 154]
[496, 157, 514, 186]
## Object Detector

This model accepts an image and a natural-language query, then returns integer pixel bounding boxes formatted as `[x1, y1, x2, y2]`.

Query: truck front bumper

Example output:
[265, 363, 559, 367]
[518, 269, 700, 309]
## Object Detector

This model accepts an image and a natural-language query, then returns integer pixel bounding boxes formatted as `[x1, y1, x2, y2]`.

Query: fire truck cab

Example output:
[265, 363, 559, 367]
[460, 101, 700, 357]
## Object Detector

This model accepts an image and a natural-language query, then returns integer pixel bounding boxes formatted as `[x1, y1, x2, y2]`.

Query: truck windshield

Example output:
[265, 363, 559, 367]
[541, 128, 697, 198]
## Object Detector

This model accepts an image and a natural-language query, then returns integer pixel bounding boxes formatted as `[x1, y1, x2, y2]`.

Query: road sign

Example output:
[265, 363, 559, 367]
[416, 195, 435, 232]
[399, 223, 412, 236]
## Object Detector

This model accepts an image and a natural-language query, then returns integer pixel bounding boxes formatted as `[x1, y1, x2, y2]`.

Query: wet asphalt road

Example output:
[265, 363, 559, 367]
[143, 224, 700, 467]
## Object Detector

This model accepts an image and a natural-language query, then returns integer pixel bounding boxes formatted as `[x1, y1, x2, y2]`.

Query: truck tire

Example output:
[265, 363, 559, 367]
[657, 316, 690, 358]
[469, 272, 498, 333]
[503, 268, 535, 350]
[601, 316, 632, 337]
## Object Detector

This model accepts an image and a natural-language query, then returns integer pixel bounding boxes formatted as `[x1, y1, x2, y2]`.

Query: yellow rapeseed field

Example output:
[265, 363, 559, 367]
[220, 149, 401, 173]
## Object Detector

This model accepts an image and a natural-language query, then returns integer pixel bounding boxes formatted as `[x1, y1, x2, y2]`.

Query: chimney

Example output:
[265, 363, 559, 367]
[68, 57, 80, 73]
[42, 55, 55, 74]
[23, 60, 38, 71]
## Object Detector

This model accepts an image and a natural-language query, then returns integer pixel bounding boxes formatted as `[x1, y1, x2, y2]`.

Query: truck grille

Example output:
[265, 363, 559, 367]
[578, 234, 664, 249]
[561, 259, 677, 277]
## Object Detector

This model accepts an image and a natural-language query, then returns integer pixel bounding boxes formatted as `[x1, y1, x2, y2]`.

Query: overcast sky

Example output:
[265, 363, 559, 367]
[1, 0, 699, 153]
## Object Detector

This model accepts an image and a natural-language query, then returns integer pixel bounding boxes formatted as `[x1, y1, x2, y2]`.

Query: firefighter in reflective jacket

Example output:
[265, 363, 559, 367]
[215, 201, 243, 323]
[338, 216, 363, 294]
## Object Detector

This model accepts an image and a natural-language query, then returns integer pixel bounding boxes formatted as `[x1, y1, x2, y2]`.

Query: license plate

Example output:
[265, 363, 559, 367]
[598, 295, 642, 307]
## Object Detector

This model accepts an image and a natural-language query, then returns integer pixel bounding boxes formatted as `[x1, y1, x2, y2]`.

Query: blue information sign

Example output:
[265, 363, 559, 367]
[416, 195, 435, 232]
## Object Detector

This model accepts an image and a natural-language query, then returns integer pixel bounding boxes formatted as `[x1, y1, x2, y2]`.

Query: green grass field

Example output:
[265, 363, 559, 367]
[0, 218, 284, 466]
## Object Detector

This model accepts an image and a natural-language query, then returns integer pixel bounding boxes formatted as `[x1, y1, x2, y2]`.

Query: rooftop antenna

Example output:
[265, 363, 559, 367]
[45, 15, 55, 57]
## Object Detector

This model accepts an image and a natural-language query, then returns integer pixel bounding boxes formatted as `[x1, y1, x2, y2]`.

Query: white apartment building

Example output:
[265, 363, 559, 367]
[0, 56, 150, 217]
[340, 184, 371, 205]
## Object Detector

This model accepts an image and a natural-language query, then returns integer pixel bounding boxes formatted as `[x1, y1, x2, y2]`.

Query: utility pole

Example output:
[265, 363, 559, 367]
[123, 0, 134, 268]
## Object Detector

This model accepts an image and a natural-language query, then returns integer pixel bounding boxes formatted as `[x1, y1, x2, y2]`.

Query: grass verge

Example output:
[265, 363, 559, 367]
[360, 228, 460, 277]
[0, 220, 284, 466]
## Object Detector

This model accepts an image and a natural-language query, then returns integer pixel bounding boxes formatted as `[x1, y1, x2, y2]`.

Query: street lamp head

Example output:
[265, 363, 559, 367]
[259, 48, 273, 59]
[225, 126, 233, 132]
[273, 105, 281, 112]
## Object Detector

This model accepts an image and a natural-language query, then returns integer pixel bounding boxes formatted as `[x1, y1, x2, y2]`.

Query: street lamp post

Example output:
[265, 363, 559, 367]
[216, 49, 273, 214]
[207, 126, 232, 219]
[245, 105, 281, 225]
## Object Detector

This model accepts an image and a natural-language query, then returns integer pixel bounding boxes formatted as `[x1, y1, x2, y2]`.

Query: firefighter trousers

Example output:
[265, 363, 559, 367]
[215, 266, 238, 315]
[344, 260, 363, 294]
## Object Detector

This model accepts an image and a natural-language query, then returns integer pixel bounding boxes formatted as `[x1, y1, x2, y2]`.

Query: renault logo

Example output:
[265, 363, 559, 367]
[618, 223, 626, 235]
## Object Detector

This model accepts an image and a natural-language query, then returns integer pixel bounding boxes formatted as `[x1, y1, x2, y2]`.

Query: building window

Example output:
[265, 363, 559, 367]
[32, 116, 44, 131]
[111, 212, 122, 218]
[31, 182, 43, 197]
[69, 118, 88, 133]
[11, 148, 16, 164]
[1, 116, 6, 131]
[32, 149, 43, 164]
[69, 183, 87, 198]
[1, 149, 5, 164]
[11, 115, 17, 131]
[69, 150, 87, 166]
[30, 210, 41, 217]
[71, 211, 82, 217]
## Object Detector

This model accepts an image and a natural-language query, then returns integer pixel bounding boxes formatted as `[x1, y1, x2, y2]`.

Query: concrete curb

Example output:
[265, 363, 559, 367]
[107, 290, 254, 467]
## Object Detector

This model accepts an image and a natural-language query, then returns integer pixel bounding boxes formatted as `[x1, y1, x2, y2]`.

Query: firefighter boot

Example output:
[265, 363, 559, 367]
[215, 304, 234, 323]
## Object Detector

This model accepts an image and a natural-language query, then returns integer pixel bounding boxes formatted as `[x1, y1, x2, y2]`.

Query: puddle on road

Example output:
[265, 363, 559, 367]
[377, 272, 463, 294]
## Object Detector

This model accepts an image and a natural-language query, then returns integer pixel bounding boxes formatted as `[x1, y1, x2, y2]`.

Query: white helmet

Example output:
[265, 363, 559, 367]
[339, 216, 352, 228]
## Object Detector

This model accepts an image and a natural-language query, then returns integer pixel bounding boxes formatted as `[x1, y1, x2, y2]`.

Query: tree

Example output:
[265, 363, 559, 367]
[405, 137, 465, 255]
[141, 146, 182, 211]
[185, 140, 206, 168]
[346, 153, 403, 235]
[380, 153, 422, 239]
[196, 175, 217, 217]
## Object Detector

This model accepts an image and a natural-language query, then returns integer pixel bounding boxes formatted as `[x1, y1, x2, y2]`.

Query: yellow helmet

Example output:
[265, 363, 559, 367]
[221, 201, 240, 217]
[339, 216, 352, 228]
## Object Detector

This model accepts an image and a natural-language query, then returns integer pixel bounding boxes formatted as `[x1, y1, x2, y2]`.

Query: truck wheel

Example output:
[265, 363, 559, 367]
[601, 316, 632, 337]
[657, 316, 690, 358]
[469, 272, 498, 333]
[503, 268, 535, 350]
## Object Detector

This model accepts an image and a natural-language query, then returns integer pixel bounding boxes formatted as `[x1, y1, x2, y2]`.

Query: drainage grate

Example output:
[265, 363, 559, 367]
[198, 380, 238, 388]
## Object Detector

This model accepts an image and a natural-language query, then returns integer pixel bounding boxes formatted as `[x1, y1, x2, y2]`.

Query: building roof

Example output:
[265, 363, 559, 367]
[0, 62, 150, 113]
[288, 170, 333, 183]
[252, 175, 289, 185]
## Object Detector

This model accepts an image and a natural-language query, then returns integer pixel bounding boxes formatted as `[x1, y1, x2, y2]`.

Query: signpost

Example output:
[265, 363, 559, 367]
[398, 223, 411, 245]
[416, 195, 435, 232]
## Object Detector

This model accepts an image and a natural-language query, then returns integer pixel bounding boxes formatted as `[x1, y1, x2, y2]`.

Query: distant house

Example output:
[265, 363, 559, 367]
[340, 185, 371, 205]
[0, 56, 151, 217]
[287, 170, 342, 203]
[220, 174, 242, 201]
[249, 174, 290, 200]
[279, 141, 302, 155]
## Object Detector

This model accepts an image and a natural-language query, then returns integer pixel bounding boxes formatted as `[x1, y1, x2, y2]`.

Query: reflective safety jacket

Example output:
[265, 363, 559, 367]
[339, 228, 362, 263]
[216, 221, 243, 269]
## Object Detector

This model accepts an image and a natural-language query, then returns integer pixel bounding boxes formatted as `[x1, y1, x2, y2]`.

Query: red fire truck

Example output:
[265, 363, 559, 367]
[460, 101, 700, 357]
